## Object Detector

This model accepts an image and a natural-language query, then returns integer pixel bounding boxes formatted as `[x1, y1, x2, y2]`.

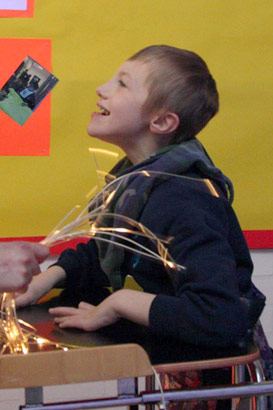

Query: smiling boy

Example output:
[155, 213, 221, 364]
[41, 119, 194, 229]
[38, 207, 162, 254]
[16, 45, 259, 351]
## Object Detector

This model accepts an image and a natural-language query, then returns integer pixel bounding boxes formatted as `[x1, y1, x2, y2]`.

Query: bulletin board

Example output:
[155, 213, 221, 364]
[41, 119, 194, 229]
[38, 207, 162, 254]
[0, 0, 272, 249]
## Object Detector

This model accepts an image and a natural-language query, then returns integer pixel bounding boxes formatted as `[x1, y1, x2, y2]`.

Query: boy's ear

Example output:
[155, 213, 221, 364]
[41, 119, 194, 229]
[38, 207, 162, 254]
[149, 111, 180, 135]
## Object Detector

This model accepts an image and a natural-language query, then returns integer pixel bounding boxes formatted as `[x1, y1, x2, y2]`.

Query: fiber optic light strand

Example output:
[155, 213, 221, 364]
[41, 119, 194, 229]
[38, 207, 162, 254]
[0, 149, 186, 355]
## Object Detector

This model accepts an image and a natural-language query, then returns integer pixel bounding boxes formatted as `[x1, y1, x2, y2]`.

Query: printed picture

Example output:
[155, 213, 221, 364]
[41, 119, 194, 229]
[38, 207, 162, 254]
[0, 56, 58, 126]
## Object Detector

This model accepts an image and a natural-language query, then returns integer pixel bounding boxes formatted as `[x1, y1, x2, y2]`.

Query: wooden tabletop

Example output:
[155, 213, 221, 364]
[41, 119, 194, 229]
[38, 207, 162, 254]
[0, 343, 153, 389]
[0, 303, 153, 389]
[0, 298, 250, 389]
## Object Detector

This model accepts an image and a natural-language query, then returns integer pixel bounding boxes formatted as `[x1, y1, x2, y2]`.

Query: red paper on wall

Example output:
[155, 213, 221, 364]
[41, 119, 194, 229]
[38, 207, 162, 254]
[0, 38, 52, 156]
[0, 0, 34, 18]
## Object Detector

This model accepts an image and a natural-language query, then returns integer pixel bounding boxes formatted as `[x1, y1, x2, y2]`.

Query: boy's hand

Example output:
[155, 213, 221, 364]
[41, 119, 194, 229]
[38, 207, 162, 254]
[15, 266, 66, 308]
[15, 275, 47, 307]
[49, 299, 120, 331]
[50, 289, 156, 331]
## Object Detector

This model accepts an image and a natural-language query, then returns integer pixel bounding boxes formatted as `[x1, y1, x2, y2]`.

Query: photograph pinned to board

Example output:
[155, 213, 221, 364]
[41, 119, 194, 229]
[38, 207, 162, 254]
[0, 56, 58, 126]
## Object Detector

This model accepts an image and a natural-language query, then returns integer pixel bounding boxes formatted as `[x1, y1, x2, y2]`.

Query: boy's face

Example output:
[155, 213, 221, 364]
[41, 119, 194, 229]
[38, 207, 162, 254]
[87, 60, 152, 146]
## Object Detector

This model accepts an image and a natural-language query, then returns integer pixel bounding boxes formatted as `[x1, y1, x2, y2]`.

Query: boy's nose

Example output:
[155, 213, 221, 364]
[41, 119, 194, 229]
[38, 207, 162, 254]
[96, 83, 108, 99]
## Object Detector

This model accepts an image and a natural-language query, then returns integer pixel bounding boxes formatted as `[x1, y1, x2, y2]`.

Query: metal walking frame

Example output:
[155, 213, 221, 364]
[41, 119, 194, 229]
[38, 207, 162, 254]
[20, 379, 273, 410]
[14, 342, 270, 410]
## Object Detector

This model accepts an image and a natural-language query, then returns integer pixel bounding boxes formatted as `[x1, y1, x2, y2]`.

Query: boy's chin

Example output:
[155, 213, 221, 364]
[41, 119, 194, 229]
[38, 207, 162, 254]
[86, 126, 121, 146]
[86, 125, 100, 138]
[87, 130, 111, 144]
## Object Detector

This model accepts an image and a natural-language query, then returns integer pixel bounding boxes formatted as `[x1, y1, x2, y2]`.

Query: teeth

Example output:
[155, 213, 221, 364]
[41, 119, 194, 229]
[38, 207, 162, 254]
[99, 107, 110, 115]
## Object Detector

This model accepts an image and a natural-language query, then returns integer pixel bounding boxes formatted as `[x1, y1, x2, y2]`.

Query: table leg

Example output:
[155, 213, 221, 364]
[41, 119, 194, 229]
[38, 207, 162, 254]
[118, 377, 139, 410]
[145, 375, 156, 410]
[25, 387, 43, 406]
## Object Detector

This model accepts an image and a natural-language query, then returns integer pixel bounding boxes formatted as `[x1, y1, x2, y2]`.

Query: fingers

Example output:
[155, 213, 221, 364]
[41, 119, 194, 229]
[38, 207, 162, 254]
[16, 284, 29, 294]
[31, 243, 50, 264]
[49, 303, 95, 317]
[17, 242, 49, 276]
[10, 242, 42, 285]
[78, 301, 94, 310]
[0, 241, 49, 292]
[51, 310, 92, 331]
[25, 258, 41, 280]
[15, 292, 33, 308]
[15, 295, 26, 308]
[49, 304, 95, 331]
[49, 307, 79, 316]
[54, 315, 87, 330]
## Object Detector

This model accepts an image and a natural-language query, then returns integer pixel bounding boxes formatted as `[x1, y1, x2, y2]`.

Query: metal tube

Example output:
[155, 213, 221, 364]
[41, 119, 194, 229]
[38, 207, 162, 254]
[252, 360, 267, 410]
[20, 381, 273, 410]
[143, 381, 273, 403]
[20, 396, 140, 410]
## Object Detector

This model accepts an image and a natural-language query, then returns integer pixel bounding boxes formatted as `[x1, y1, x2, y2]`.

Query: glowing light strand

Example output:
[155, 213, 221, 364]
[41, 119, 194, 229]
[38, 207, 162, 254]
[0, 150, 190, 355]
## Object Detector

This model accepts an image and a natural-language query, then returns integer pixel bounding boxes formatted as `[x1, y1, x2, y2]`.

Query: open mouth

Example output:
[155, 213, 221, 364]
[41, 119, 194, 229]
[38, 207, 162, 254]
[98, 107, 110, 116]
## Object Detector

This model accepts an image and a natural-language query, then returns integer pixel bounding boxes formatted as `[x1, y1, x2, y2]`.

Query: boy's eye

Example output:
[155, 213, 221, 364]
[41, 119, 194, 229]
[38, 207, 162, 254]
[118, 80, 126, 87]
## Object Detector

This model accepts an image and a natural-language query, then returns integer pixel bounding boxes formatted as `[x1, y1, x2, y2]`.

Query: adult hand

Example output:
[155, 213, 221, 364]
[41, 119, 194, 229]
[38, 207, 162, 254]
[0, 241, 49, 293]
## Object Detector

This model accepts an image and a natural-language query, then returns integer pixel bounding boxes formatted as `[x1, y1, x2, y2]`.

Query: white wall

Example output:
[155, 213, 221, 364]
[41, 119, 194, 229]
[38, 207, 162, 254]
[251, 249, 273, 346]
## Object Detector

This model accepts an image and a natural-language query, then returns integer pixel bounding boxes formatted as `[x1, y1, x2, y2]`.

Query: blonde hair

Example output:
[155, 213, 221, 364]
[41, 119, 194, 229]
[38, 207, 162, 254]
[129, 45, 219, 143]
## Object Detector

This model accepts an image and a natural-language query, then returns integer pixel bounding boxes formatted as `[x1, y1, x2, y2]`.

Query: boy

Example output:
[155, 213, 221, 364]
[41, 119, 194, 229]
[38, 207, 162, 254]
[17, 45, 259, 351]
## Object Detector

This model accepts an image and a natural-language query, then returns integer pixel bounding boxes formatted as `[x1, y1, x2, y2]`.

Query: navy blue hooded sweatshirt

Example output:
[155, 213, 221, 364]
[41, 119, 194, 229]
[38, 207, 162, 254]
[54, 139, 256, 347]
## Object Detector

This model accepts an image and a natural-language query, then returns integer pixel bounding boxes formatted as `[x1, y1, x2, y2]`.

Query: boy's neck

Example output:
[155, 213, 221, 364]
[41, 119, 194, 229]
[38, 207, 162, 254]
[121, 135, 170, 165]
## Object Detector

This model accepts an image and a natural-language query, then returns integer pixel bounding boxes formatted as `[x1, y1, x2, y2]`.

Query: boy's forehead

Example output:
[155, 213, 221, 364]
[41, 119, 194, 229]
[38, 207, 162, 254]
[117, 60, 152, 82]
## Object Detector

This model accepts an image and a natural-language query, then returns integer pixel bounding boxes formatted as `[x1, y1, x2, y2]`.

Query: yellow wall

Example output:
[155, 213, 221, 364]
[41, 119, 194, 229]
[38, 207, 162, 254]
[0, 0, 272, 237]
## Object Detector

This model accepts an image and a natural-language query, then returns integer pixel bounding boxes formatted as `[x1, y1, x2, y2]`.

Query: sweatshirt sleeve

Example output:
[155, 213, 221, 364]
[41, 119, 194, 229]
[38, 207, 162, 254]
[54, 239, 110, 295]
[143, 184, 251, 346]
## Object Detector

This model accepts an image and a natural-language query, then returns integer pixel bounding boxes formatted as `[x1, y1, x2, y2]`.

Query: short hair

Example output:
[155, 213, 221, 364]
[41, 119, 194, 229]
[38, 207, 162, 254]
[128, 45, 219, 143]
